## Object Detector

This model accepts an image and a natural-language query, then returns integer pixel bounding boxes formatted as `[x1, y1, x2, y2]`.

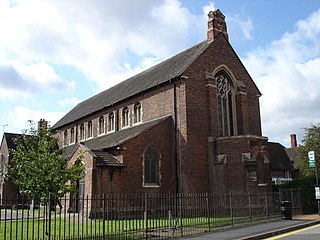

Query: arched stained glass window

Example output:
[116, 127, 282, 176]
[216, 71, 237, 137]
[143, 145, 160, 185]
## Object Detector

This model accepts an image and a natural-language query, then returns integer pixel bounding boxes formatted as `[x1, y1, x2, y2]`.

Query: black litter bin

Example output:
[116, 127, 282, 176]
[281, 201, 292, 220]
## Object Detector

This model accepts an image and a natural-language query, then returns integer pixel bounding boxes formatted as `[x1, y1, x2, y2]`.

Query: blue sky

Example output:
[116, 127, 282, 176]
[1, 0, 320, 147]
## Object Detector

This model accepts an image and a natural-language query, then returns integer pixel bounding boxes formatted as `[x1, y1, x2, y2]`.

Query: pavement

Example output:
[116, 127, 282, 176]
[176, 214, 320, 240]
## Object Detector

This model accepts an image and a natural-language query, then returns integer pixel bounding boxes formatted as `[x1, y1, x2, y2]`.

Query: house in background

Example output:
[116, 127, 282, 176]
[268, 142, 294, 184]
[0, 132, 22, 198]
[285, 134, 301, 179]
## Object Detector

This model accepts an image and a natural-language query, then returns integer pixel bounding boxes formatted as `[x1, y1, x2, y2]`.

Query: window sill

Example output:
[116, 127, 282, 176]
[143, 184, 160, 188]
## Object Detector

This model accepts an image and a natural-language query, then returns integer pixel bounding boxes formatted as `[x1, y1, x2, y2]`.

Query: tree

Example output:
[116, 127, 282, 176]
[5, 121, 84, 199]
[297, 123, 320, 177]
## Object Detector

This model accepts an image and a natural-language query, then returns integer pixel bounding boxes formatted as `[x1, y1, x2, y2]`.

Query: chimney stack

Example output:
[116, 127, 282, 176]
[38, 119, 48, 131]
[207, 9, 228, 42]
[290, 134, 297, 148]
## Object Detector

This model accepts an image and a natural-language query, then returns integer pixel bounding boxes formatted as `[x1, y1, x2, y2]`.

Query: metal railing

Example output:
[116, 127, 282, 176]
[0, 193, 281, 239]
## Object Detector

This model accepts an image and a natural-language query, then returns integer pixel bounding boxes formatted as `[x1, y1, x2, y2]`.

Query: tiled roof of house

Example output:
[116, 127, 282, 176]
[268, 142, 294, 170]
[2, 133, 22, 150]
[52, 40, 210, 130]
[63, 115, 171, 158]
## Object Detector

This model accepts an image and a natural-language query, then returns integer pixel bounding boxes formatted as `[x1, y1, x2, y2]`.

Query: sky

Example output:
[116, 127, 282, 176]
[0, 0, 320, 147]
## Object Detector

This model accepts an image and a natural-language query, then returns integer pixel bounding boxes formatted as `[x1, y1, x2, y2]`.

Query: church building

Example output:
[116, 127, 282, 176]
[52, 10, 272, 198]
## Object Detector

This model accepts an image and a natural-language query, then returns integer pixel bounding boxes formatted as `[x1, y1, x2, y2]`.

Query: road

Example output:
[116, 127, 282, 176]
[265, 223, 320, 240]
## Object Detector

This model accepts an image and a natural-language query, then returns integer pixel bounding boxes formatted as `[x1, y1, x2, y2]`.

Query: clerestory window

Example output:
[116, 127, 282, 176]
[216, 71, 237, 137]
[122, 107, 130, 127]
[88, 121, 93, 138]
[64, 130, 68, 146]
[134, 102, 142, 124]
[108, 112, 115, 132]
[80, 124, 85, 140]
[70, 128, 75, 144]
[99, 116, 105, 135]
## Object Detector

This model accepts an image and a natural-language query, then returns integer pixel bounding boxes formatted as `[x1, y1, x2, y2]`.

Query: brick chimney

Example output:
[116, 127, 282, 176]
[207, 9, 228, 42]
[290, 134, 297, 148]
[38, 119, 48, 131]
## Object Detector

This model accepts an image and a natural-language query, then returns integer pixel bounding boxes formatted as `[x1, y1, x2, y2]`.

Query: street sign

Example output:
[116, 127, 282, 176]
[315, 186, 320, 200]
[308, 151, 315, 168]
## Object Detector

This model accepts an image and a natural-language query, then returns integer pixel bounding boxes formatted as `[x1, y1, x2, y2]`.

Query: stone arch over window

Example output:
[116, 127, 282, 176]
[134, 102, 142, 124]
[88, 121, 93, 138]
[122, 107, 130, 127]
[64, 130, 68, 145]
[108, 112, 115, 132]
[143, 145, 160, 186]
[214, 69, 237, 137]
[99, 116, 105, 135]
[80, 124, 85, 140]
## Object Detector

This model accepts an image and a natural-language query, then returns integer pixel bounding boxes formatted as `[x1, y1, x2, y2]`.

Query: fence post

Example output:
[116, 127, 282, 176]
[144, 193, 148, 239]
[102, 193, 106, 237]
[206, 193, 211, 231]
[265, 194, 269, 220]
[248, 195, 252, 223]
[229, 193, 233, 227]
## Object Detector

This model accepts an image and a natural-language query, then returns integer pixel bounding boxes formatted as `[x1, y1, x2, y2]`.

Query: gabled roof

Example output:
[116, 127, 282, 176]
[1, 132, 22, 150]
[91, 150, 124, 167]
[52, 41, 210, 130]
[268, 142, 294, 170]
[64, 115, 171, 158]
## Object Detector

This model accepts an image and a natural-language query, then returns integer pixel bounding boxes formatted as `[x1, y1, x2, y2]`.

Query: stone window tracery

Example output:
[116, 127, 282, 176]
[143, 145, 160, 186]
[216, 71, 237, 137]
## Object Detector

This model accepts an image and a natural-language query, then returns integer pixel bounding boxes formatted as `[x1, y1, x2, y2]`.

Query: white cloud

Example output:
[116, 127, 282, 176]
[0, 0, 209, 95]
[227, 14, 253, 41]
[7, 106, 65, 132]
[243, 9, 320, 146]
[57, 97, 81, 108]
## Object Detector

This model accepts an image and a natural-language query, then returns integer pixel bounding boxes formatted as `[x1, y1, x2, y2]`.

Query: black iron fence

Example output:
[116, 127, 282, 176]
[0, 193, 281, 239]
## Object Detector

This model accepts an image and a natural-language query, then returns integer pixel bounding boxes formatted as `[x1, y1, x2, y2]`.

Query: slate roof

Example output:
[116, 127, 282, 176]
[92, 150, 124, 167]
[1, 133, 22, 150]
[52, 40, 210, 130]
[63, 115, 171, 158]
[285, 147, 299, 168]
[268, 142, 294, 170]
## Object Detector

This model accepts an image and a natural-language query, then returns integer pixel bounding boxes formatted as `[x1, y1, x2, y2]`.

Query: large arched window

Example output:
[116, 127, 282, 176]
[122, 107, 130, 127]
[99, 116, 105, 135]
[215, 71, 237, 137]
[134, 102, 142, 124]
[143, 145, 160, 185]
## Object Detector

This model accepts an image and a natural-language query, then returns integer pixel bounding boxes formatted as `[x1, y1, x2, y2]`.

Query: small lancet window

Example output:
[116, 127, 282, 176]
[99, 116, 105, 135]
[122, 107, 129, 127]
[70, 128, 75, 143]
[63, 130, 68, 145]
[108, 112, 115, 132]
[134, 102, 142, 124]
[80, 124, 85, 140]
[88, 121, 93, 138]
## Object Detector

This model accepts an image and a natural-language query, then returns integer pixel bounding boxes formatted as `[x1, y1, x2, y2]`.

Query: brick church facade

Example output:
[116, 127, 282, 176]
[52, 10, 271, 198]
